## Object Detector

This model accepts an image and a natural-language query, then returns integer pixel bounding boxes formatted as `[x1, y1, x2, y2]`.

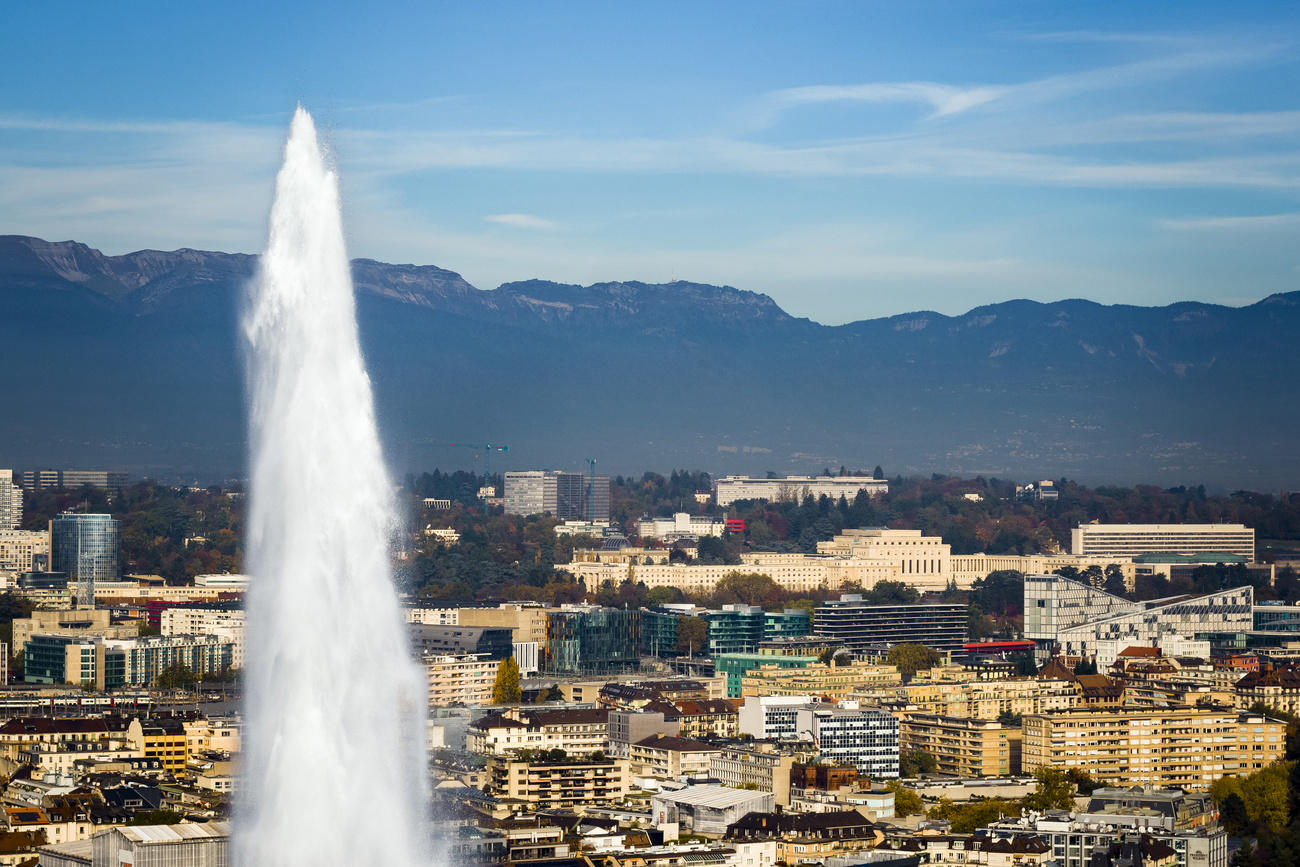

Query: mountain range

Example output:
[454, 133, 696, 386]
[3, 234, 1298, 489]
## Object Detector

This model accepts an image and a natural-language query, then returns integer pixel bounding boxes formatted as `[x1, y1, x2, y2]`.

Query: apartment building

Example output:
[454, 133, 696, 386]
[467, 707, 609, 756]
[425, 653, 499, 707]
[710, 743, 801, 806]
[739, 661, 903, 700]
[1022, 709, 1285, 789]
[1071, 524, 1255, 560]
[159, 607, 245, 667]
[0, 529, 48, 574]
[1233, 665, 1300, 716]
[630, 734, 719, 779]
[0, 471, 22, 530]
[485, 753, 630, 808]
[898, 713, 1022, 777]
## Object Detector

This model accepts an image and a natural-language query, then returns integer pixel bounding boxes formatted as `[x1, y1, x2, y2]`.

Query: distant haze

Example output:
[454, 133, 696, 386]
[3, 235, 1298, 491]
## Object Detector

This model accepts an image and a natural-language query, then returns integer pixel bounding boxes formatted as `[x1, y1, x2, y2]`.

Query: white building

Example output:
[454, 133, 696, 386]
[638, 513, 726, 541]
[406, 607, 459, 625]
[795, 705, 899, 779]
[0, 471, 22, 530]
[193, 573, 250, 591]
[738, 695, 819, 740]
[159, 608, 245, 668]
[715, 476, 887, 508]
[1071, 523, 1255, 560]
[1026, 574, 1254, 662]
[651, 786, 775, 836]
[816, 529, 951, 586]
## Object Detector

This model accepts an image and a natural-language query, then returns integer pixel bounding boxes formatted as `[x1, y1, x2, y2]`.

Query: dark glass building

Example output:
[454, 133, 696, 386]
[814, 595, 968, 658]
[543, 606, 641, 674]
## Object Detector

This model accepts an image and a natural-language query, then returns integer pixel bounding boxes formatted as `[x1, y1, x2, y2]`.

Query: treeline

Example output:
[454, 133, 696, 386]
[21, 482, 242, 584]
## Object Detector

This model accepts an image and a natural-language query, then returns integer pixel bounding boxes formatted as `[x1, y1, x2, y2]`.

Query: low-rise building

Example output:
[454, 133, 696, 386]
[710, 743, 800, 806]
[467, 707, 610, 756]
[740, 660, 902, 699]
[651, 786, 774, 836]
[630, 734, 719, 780]
[724, 810, 884, 863]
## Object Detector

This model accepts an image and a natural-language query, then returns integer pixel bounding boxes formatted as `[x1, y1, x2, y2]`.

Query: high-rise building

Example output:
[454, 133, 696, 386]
[504, 470, 610, 521]
[49, 513, 120, 606]
[0, 471, 22, 530]
[1071, 523, 1255, 560]
[813, 595, 968, 657]
[0, 530, 49, 574]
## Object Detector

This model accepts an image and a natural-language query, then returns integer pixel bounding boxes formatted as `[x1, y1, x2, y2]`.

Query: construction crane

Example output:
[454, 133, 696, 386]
[586, 458, 597, 523]
[425, 442, 509, 510]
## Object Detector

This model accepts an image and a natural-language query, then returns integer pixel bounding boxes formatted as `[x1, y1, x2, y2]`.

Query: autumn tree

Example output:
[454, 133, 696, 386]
[676, 616, 710, 657]
[492, 657, 522, 704]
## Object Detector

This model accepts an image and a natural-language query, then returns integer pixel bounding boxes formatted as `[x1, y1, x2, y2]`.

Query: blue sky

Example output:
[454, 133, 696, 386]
[2, 1, 1298, 323]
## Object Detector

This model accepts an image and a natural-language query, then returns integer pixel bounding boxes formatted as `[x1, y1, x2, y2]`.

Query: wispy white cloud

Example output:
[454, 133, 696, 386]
[1157, 213, 1300, 231]
[484, 213, 558, 230]
[1007, 30, 1199, 46]
[766, 82, 1009, 119]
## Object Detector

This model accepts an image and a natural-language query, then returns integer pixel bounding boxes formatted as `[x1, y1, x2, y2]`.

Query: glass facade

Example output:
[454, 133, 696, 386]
[50, 513, 119, 606]
[543, 607, 641, 674]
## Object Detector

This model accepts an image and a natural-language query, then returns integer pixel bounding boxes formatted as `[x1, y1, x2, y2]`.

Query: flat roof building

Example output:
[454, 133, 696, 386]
[715, 476, 887, 508]
[814, 596, 968, 658]
[1071, 524, 1254, 560]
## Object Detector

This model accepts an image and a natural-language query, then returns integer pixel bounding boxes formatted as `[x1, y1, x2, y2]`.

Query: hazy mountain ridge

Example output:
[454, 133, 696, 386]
[2, 235, 1298, 487]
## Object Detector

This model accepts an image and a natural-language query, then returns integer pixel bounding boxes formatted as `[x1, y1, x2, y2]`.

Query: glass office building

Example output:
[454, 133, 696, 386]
[50, 513, 119, 606]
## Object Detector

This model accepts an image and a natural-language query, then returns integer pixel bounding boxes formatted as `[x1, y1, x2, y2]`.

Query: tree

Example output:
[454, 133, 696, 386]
[1013, 652, 1038, 676]
[128, 810, 183, 826]
[1073, 659, 1098, 676]
[492, 657, 522, 704]
[535, 684, 564, 703]
[676, 616, 710, 657]
[1220, 792, 1250, 836]
[863, 581, 921, 605]
[886, 643, 942, 680]
[928, 797, 1021, 832]
[711, 573, 783, 607]
[885, 779, 922, 817]
[900, 749, 938, 777]
[1103, 564, 1127, 597]
[155, 663, 197, 690]
[1023, 766, 1077, 811]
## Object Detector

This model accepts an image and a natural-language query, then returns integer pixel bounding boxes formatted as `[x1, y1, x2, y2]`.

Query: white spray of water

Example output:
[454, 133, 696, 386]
[236, 106, 430, 865]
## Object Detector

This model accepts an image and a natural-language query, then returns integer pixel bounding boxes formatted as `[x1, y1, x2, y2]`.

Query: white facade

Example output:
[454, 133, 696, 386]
[739, 695, 818, 739]
[1053, 585, 1254, 661]
[159, 608, 245, 668]
[193, 573, 250, 590]
[952, 553, 1137, 589]
[0, 471, 22, 530]
[796, 705, 900, 778]
[1071, 523, 1255, 560]
[817, 529, 951, 585]
[1023, 575, 1142, 642]
[406, 607, 459, 625]
[715, 476, 887, 507]
[513, 641, 539, 675]
[638, 513, 725, 541]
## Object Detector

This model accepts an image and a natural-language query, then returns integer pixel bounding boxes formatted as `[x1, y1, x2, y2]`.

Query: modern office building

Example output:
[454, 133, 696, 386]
[542, 605, 641, 674]
[0, 471, 22, 530]
[20, 470, 128, 494]
[1071, 523, 1255, 560]
[504, 470, 610, 521]
[409, 624, 514, 660]
[1031, 580, 1255, 664]
[738, 695, 820, 740]
[814, 595, 968, 657]
[796, 705, 900, 779]
[49, 513, 119, 606]
[716, 653, 819, 698]
[1022, 708, 1285, 789]
[714, 476, 888, 507]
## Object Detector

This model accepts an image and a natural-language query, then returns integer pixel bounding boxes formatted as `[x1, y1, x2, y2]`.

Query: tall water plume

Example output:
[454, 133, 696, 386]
[236, 106, 430, 864]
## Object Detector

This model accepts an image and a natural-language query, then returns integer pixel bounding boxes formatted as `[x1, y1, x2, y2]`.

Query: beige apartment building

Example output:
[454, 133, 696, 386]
[484, 753, 630, 808]
[629, 734, 719, 779]
[467, 707, 609, 756]
[425, 653, 499, 707]
[899, 713, 1022, 777]
[740, 661, 903, 699]
[0, 529, 49, 575]
[1022, 709, 1285, 789]
[858, 678, 1080, 720]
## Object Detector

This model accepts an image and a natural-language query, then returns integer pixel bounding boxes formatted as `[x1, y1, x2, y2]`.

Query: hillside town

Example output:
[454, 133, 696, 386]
[0, 467, 1299, 865]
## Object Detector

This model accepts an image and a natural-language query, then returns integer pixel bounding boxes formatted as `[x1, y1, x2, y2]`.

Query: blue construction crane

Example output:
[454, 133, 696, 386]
[429, 442, 509, 510]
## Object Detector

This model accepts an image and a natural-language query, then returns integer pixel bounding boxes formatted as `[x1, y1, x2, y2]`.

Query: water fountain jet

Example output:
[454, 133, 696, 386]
[235, 106, 431, 865]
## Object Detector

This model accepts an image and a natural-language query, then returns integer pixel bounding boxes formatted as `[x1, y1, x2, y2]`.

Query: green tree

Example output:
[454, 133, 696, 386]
[676, 616, 710, 656]
[1220, 792, 1250, 836]
[928, 797, 1021, 832]
[1013, 652, 1038, 676]
[535, 684, 564, 703]
[1023, 766, 1077, 811]
[128, 810, 184, 826]
[492, 657, 522, 704]
[710, 573, 783, 607]
[886, 643, 942, 680]
[900, 749, 938, 777]
[155, 663, 197, 690]
[886, 779, 922, 817]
